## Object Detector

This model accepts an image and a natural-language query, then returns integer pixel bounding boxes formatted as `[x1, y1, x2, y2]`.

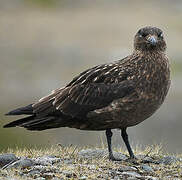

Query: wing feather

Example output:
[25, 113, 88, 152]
[54, 81, 134, 117]
[33, 54, 139, 118]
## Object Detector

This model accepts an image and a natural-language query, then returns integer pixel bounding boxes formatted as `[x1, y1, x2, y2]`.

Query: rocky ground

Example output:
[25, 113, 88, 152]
[0, 145, 181, 180]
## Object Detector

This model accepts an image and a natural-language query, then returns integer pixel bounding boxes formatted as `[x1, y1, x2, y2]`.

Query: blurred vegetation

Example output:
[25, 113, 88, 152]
[171, 61, 182, 76]
[24, 0, 58, 8]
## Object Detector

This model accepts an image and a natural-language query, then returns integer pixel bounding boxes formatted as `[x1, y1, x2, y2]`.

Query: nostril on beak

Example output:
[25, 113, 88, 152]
[147, 36, 157, 45]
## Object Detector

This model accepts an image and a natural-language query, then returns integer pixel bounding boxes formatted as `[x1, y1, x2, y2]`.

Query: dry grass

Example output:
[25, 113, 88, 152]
[0, 144, 181, 179]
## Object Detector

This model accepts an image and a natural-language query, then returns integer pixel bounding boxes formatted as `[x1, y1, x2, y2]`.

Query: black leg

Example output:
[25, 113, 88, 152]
[121, 128, 135, 158]
[105, 129, 119, 161]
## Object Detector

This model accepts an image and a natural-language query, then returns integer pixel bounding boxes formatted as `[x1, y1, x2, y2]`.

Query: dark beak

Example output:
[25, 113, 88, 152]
[147, 36, 157, 45]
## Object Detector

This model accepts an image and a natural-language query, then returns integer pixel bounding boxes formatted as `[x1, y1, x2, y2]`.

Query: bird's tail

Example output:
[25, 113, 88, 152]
[4, 115, 63, 131]
[4, 115, 35, 128]
[5, 104, 34, 116]
[4, 104, 74, 131]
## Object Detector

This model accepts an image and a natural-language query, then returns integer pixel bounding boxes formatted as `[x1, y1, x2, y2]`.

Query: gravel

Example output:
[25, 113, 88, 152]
[0, 149, 181, 179]
[141, 164, 154, 172]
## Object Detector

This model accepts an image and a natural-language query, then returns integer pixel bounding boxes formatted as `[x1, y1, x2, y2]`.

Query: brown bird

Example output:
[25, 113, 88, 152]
[4, 26, 170, 161]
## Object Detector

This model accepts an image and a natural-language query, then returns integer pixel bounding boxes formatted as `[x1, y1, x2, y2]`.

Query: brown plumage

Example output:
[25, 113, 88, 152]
[4, 26, 170, 160]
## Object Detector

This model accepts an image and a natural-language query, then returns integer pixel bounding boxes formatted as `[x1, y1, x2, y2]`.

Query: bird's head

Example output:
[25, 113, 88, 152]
[134, 26, 166, 52]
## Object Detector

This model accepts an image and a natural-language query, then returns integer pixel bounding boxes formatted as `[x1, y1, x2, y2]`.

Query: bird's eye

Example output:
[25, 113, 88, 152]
[138, 30, 147, 38]
[138, 29, 142, 35]
[158, 32, 163, 38]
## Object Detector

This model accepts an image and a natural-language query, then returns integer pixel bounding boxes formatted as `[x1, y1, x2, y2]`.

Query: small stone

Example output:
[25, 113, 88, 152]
[33, 155, 61, 166]
[0, 178, 18, 180]
[173, 177, 180, 180]
[66, 165, 75, 170]
[0, 154, 18, 168]
[88, 164, 96, 169]
[63, 159, 73, 164]
[42, 172, 55, 179]
[79, 176, 87, 180]
[112, 152, 128, 160]
[127, 177, 138, 180]
[52, 178, 63, 180]
[78, 149, 127, 160]
[136, 154, 155, 163]
[78, 149, 108, 159]
[108, 170, 117, 177]
[62, 170, 73, 178]
[31, 165, 47, 173]
[28, 170, 41, 176]
[141, 165, 154, 172]
[142, 157, 155, 163]
[122, 171, 142, 178]
[116, 171, 122, 175]
[113, 176, 121, 180]
[35, 178, 45, 180]
[145, 176, 158, 180]
[118, 165, 137, 172]
[4, 157, 35, 169]
[158, 156, 178, 165]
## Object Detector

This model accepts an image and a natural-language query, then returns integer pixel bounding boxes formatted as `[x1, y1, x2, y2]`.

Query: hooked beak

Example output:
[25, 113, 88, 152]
[147, 35, 157, 45]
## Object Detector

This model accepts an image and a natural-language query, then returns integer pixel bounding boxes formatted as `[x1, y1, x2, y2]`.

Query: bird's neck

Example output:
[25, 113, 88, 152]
[133, 49, 166, 57]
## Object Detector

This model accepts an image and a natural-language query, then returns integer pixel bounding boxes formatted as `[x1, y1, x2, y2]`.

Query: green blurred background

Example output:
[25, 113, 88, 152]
[0, 0, 182, 153]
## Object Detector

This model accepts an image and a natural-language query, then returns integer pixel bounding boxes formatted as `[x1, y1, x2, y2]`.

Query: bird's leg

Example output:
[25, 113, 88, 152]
[105, 129, 120, 161]
[121, 128, 135, 159]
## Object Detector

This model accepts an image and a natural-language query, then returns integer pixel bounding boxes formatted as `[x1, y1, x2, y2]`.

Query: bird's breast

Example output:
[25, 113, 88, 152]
[111, 54, 171, 127]
[86, 53, 171, 129]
